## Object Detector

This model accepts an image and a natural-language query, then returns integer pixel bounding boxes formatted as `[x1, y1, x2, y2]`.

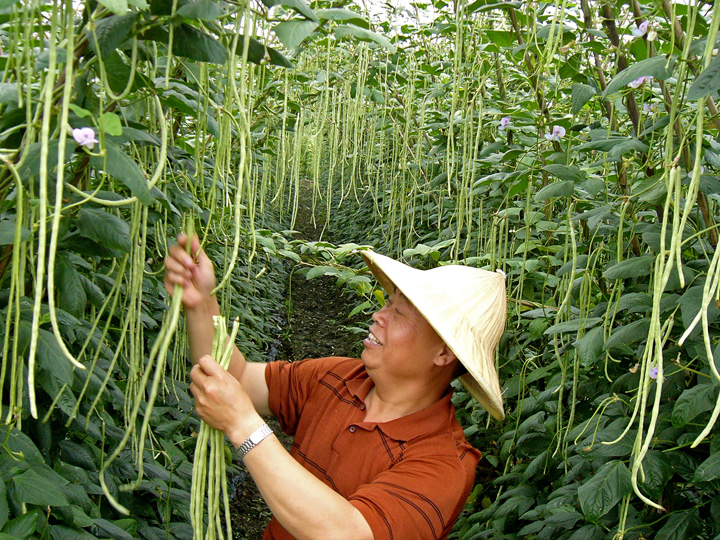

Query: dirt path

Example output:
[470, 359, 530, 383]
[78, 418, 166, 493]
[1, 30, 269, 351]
[230, 184, 367, 539]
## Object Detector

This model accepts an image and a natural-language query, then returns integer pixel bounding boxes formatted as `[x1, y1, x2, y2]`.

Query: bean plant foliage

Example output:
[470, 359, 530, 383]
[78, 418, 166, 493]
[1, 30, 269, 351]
[2, 0, 720, 539]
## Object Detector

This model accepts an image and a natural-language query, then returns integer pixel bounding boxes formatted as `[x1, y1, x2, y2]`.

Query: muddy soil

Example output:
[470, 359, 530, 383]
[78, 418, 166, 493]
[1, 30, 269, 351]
[229, 185, 368, 539]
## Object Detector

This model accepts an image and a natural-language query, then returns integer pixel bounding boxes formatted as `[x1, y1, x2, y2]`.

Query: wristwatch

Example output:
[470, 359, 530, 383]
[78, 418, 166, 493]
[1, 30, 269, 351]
[236, 423, 273, 460]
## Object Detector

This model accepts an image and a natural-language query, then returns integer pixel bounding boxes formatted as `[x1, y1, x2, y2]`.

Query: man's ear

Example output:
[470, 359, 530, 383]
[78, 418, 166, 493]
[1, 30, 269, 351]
[434, 344, 457, 367]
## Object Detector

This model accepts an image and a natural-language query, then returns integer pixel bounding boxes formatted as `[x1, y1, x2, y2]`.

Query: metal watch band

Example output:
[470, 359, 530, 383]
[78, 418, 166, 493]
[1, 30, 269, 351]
[236, 423, 273, 460]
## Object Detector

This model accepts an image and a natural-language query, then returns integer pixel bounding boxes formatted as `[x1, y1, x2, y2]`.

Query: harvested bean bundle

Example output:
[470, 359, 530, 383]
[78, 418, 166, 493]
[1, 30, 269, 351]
[190, 315, 239, 540]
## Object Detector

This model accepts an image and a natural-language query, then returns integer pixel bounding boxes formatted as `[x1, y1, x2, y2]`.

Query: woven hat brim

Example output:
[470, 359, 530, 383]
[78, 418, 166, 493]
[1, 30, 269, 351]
[361, 251, 506, 420]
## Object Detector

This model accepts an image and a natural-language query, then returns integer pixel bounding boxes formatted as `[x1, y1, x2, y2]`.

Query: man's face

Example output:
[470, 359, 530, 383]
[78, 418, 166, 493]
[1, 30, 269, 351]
[361, 290, 445, 379]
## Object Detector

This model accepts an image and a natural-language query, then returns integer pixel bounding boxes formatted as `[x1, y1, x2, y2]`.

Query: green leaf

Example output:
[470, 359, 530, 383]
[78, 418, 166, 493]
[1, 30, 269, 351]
[316, 8, 367, 27]
[578, 460, 632, 520]
[544, 317, 602, 335]
[93, 518, 133, 540]
[0, 219, 29, 245]
[603, 319, 651, 350]
[693, 452, 720, 482]
[640, 450, 673, 498]
[688, 53, 720, 101]
[603, 56, 676, 97]
[55, 255, 87, 318]
[37, 328, 75, 385]
[48, 524, 101, 540]
[97, 0, 129, 14]
[99, 51, 150, 94]
[573, 325, 604, 367]
[12, 469, 69, 506]
[602, 255, 654, 280]
[0, 480, 7, 530]
[335, 25, 397, 53]
[77, 208, 132, 254]
[99, 112, 123, 137]
[274, 0, 317, 21]
[176, 1, 226, 20]
[672, 384, 718, 427]
[572, 83, 596, 115]
[568, 524, 605, 540]
[534, 180, 574, 202]
[0, 0, 21, 8]
[90, 141, 153, 204]
[172, 24, 228, 64]
[88, 13, 138, 58]
[0, 83, 19, 105]
[656, 507, 699, 540]
[16, 139, 77, 182]
[1, 510, 39, 539]
[234, 35, 294, 68]
[0, 425, 44, 466]
[273, 19, 319, 49]
[542, 164, 587, 182]
[306, 265, 338, 280]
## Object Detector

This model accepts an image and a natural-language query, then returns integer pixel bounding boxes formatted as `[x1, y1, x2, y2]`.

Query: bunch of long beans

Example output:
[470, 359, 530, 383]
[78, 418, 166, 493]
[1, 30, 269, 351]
[190, 316, 239, 540]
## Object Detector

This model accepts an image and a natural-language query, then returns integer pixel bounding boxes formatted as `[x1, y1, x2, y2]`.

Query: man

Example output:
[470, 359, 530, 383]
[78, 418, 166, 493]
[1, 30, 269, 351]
[164, 234, 507, 540]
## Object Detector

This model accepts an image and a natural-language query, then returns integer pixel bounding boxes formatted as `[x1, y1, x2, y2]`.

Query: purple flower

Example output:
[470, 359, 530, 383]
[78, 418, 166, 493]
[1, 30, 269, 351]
[628, 76, 653, 89]
[499, 116, 512, 129]
[632, 21, 649, 37]
[649, 366, 658, 379]
[72, 127, 98, 149]
[544, 125, 566, 142]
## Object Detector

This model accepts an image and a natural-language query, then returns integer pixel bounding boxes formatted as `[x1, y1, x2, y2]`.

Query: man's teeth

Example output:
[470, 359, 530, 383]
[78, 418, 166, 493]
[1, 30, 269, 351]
[368, 332, 381, 345]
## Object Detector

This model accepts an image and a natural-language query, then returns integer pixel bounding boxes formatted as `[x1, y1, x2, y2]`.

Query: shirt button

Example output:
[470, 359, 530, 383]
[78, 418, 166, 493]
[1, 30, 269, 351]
[360, 404, 366, 410]
[349, 426, 356, 433]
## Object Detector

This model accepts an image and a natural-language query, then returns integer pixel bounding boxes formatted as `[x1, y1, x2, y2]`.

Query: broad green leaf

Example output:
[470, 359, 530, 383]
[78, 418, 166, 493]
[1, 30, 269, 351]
[274, 0, 317, 21]
[578, 460, 632, 520]
[100, 51, 150, 94]
[176, 1, 226, 20]
[0, 510, 39, 539]
[90, 141, 153, 204]
[544, 317, 602, 335]
[0, 83, 18, 105]
[534, 180, 574, 202]
[573, 325, 604, 367]
[603, 319, 650, 350]
[0, 480, 7, 530]
[0, 219, 29, 245]
[640, 450, 673, 498]
[316, 8, 368, 28]
[58, 441, 97, 471]
[55, 255, 87, 318]
[679, 285, 720, 332]
[693, 452, 720, 482]
[542, 164, 587, 182]
[572, 83, 596, 114]
[37, 328, 75, 385]
[0, 0, 21, 8]
[68, 104, 92, 118]
[234, 35, 294, 68]
[16, 139, 77, 181]
[99, 112, 123, 136]
[93, 518, 133, 540]
[568, 524, 605, 540]
[656, 507, 699, 540]
[97, 0, 128, 14]
[274, 19, 319, 49]
[688, 53, 720, 101]
[77, 208, 132, 254]
[47, 524, 101, 540]
[335, 25, 397, 53]
[0, 425, 44, 466]
[672, 384, 718, 427]
[306, 265, 337, 280]
[603, 56, 677, 97]
[88, 13, 137, 58]
[12, 469, 69, 506]
[467, 0, 521, 14]
[172, 24, 228, 64]
[602, 255, 654, 280]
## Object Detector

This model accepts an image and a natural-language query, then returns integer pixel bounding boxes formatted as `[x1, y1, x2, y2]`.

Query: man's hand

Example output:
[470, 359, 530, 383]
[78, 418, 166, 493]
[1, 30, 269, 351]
[164, 233, 216, 310]
[189, 355, 264, 446]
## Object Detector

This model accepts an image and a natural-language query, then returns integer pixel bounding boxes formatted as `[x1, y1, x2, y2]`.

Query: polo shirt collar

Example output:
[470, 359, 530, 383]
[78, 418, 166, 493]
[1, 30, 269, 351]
[345, 376, 454, 442]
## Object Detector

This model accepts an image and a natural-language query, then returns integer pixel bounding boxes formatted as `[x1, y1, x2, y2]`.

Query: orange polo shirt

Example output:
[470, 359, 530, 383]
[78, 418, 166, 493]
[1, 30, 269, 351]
[263, 356, 481, 540]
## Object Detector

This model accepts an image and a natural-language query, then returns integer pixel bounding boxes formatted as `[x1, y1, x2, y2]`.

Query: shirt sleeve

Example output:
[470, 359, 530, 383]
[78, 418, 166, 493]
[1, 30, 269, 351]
[265, 357, 345, 435]
[348, 449, 478, 540]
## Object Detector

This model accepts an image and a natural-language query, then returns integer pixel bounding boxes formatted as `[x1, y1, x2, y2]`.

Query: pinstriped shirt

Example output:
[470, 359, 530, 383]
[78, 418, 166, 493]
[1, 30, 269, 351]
[263, 357, 481, 540]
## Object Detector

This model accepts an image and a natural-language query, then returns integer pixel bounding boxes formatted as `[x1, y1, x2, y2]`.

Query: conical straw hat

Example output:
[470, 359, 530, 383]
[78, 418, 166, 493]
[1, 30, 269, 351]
[361, 251, 507, 421]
